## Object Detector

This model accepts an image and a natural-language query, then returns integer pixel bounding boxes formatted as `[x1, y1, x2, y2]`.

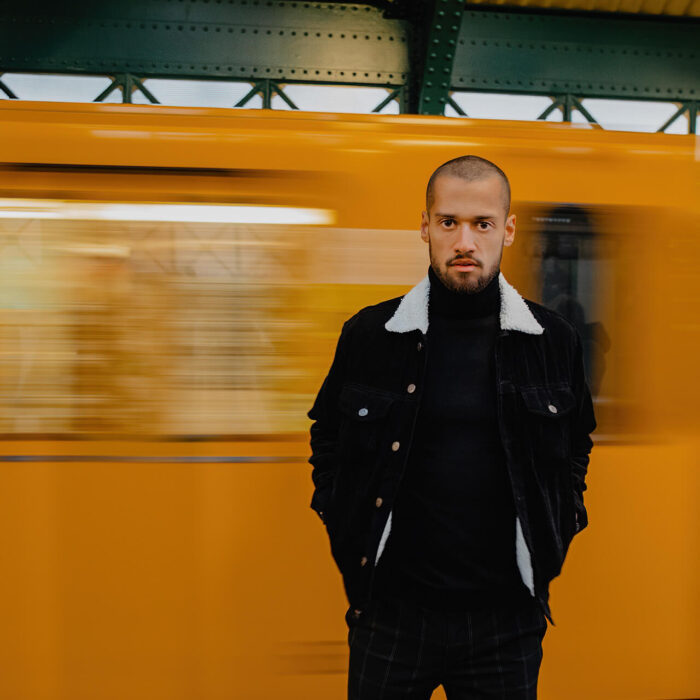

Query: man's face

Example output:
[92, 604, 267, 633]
[420, 174, 515, 294]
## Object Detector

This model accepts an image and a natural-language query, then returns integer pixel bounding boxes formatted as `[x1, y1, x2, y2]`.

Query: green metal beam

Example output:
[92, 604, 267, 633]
[0, 1, 697, 123]
[452, 8, 699, 102]
[446, 94, 468, 117]
[94, 74, 160, 104]
[535, 94, 600, 126]
[260, 80, 273, 110]
[571, 96, 599, 126]
[656, 100, 697, 133]
[537, 97, 563, 121]
[234, 80, 299, 110]
[274, 83, 299, 110]
[371, 87, 401, 112]
[690, 102, 698, 134]
[417, 0, 465, 115]
[0, 72, 17, 98]
[133, 76, 159, 104]
[234, 83, 263, 109]
[0, 1, 409, 88]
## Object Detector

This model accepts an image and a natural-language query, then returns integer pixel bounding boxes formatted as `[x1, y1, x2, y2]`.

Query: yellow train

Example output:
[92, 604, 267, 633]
[0, 101, 697, 699]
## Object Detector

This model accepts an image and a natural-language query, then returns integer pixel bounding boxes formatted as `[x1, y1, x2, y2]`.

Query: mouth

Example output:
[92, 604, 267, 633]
[450, 260, 478, 270]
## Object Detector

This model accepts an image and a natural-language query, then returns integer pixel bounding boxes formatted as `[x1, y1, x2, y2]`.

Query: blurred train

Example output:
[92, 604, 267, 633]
[0, 100, 697, 700]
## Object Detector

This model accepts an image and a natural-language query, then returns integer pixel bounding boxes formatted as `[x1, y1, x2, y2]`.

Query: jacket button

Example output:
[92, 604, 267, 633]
[391, 441, 400, 452]
[417, 341, 423, 351]
[360, 556, 368, 567]
[358, 407, 369, 417]
[375, 497, 383, 508]
[407, 383, 416, 394]
[547, 404, 558, 414]
[352, 609, 363, 619]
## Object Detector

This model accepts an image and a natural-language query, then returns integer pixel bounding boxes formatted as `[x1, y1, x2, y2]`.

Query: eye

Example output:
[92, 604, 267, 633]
[477, 221, 492, 230]
[441, 218, 456, 228]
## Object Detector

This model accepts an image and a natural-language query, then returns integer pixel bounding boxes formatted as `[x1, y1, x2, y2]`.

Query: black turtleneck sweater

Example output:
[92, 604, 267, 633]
[373, 265, 530, 610]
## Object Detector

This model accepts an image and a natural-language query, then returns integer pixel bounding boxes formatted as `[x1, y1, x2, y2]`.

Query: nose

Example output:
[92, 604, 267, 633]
[454, 223, 477, 254]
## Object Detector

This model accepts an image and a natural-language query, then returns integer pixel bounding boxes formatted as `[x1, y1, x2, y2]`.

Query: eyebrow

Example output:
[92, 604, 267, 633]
[434, 213, 498, 220]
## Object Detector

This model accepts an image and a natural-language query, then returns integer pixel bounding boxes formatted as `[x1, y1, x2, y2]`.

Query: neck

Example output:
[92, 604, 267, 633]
[428, 264, 500, 319]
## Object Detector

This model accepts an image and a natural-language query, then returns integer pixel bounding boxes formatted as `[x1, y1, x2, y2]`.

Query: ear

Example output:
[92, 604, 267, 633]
[420, 210, 430, 243]
[503, 213, 516, 247]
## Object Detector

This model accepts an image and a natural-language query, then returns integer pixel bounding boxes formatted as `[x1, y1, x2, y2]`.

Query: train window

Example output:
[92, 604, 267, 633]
[534, 205, 606, 396]
[0, 197, 335, 437]
[514, 203, 647, 442]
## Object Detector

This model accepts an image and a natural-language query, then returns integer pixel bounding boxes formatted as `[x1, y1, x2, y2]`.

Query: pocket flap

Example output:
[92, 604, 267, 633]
[338, 384, 395, 421]
[520, 385, 576, 417]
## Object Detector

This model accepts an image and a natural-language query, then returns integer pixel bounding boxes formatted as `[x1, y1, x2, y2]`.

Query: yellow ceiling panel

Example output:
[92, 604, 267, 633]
[617, 0, 644, 10]
[468, 0, 699, 15]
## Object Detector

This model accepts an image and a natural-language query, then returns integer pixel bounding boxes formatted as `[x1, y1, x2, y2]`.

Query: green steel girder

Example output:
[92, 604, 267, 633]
[536, 95, 600, 125]
[234, 80, 299, 110]
[95, 73, 160, 104]
[446, 94, 468, 116]
[0, 1, 410, 88]
[656, 100, 697, 132]
[0, 72, 16, 98]
[417, 0, 465, 115]
[0, 0, 697, 118]
[371, 87, 402, 112]
[452, 8, 699, 102]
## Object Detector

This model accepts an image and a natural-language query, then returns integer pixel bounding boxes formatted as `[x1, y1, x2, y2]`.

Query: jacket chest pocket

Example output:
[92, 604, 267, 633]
[519, 385, 576, 465]
[337, 383, 395, 456]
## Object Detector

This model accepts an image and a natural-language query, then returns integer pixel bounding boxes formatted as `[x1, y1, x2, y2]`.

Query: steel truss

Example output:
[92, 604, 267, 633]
[0, 1, 696, 133]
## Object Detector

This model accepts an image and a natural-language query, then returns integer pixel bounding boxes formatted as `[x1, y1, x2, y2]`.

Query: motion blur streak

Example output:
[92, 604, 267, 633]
[0, 213, 419, 435]
[0, 102, 697, 700]
[0, 199, 335, 225]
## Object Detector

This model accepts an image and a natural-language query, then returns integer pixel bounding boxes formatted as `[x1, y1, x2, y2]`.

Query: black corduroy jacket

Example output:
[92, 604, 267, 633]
[307, 271, 597, 625]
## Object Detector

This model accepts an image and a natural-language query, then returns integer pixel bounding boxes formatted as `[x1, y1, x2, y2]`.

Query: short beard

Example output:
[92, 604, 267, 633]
[428, 241, 502, 295]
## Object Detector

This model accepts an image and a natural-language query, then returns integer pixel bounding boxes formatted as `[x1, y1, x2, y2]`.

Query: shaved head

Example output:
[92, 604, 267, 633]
[425, 155, 511, 219]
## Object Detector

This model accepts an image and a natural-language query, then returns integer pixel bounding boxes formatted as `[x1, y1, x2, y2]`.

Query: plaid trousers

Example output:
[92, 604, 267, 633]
[346, 594, 547, 700]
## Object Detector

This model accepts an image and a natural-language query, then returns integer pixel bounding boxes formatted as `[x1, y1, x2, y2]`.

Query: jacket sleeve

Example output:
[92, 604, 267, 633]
[570, 326, 597, 534]
[307, 319, 351, 523]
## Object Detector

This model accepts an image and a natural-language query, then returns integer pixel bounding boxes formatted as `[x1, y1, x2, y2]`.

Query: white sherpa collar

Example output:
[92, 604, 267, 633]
[384, 271, 544, 335]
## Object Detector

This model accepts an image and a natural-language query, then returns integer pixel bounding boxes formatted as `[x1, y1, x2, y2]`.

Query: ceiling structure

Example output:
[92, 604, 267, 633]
[441, 0, 699, 18]
[0, 0, 697, 132]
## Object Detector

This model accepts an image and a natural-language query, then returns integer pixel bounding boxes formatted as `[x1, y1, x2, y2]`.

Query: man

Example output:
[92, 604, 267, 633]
[307, 155, 596, 699]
